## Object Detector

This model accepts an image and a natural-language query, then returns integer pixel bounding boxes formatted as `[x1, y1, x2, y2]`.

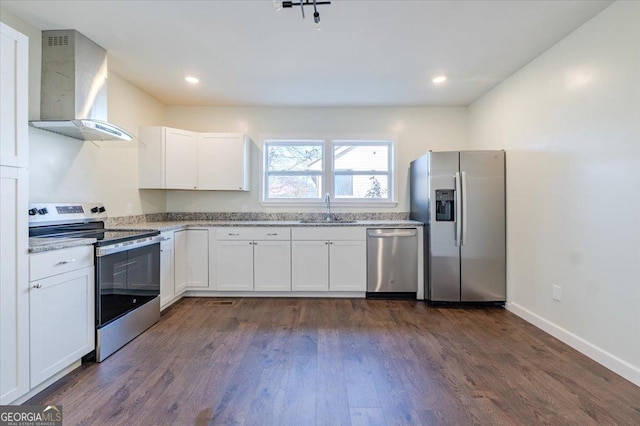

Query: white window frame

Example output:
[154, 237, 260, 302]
[263, 140, 325, 201]
[331, 140, 394, 202]
[262, 135, 397, 207]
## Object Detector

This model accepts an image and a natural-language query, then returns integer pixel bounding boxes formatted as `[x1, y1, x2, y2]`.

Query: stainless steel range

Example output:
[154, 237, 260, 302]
[28, 202, 162, 362]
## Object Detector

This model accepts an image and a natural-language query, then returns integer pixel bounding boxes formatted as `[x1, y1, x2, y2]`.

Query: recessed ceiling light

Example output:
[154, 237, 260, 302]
[185, 76, 199, 84]
[432, 76, 447, 84]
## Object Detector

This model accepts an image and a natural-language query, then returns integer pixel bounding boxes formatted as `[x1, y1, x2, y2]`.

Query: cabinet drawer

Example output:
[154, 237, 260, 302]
[30, 245, 94, 281]
[292, 226, 365, 241]
[160, 231, 174, 249]
[216, 227, 290, 241]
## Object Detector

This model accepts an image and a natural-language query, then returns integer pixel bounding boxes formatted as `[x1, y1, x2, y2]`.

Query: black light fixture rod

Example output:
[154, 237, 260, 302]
[282, 1, 331, 8]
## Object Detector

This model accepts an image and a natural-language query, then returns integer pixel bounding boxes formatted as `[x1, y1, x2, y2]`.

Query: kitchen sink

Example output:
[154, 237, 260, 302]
[299, 219, 358, 224]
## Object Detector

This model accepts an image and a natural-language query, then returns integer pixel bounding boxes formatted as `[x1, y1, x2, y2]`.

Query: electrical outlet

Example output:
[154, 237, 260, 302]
[553, 285, 562, 302]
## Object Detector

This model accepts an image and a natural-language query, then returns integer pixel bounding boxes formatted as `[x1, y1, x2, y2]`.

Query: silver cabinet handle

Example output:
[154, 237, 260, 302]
[160, 237, 171, 241]
[324, 242, 329, 245]
[57, 259, 76, 265]
[32, 283, 42, 289]
[254, 242, 258, 245]
[228, 233, 240, 236]
[329, 241, 333, 245]
[266, 233, 277, 236]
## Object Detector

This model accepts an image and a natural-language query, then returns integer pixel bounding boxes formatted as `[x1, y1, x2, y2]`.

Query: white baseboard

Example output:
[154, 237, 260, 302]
[506, 302, 640, 387]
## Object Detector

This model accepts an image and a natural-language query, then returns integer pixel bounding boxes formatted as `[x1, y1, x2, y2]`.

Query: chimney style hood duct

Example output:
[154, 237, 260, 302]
[29, 30, 132, 141]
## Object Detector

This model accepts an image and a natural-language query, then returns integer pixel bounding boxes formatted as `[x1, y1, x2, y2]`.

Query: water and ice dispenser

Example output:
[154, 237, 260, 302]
[435, 189, 455, 221]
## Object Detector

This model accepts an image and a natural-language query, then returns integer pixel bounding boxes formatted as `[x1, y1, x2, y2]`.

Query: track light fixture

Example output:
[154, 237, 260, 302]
[273, 0, 331, 29]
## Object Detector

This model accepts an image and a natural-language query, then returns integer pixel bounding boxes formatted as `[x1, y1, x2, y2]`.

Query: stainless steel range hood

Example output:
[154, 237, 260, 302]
[29, 30, 132, 142]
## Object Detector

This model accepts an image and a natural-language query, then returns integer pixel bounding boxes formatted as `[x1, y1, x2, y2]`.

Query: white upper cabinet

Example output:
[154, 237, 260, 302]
[138, 127, 250, 191]
[0, 22, 28, 168]
[165, 128, 198, 189]
[197, 133, 250, 191]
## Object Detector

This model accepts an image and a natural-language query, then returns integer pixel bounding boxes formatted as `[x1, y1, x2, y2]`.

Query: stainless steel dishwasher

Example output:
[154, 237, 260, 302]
[367, 228, 418, 297]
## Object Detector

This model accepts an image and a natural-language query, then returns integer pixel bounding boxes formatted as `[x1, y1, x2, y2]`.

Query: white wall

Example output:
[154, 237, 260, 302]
[164, 106, 469, 212]
[469, 1, 640, 385]
[0, 8, 168, 216]
[29, 73, 167, 216]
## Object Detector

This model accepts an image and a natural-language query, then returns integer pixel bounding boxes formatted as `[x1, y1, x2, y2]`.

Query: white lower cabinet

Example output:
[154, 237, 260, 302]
[215, 227, 291, 292]
[254, 240, 291, 292]
[291, 241, 329, 291]
[175, 229, 209, 293]
[216, 240, 254, 291]
[329, 241, 367, 291]
[291, 227, 366, 292]
[0, 166, 28, 404]
[159, 231, 176, 309]
[28, 247, 94, 388]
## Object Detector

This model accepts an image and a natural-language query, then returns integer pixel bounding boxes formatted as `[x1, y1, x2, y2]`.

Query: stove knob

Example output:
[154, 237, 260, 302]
[91, 206, 99, 213]
[37, 208, 48, 215]
[98, 206, 106, 213]
[28, 208, 38, 216]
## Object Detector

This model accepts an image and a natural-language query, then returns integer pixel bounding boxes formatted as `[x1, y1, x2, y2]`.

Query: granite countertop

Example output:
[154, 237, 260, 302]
[29, 236, 97, 254]
[29, 220, 423, 253]
[109, 219, 423, 232]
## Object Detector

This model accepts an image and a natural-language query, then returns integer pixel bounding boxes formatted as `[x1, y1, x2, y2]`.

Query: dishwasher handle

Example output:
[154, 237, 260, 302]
[367, 229, 417, 238]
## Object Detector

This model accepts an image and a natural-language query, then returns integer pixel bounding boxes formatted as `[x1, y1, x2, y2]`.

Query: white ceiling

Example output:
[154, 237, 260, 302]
[3, 0, 613, 107]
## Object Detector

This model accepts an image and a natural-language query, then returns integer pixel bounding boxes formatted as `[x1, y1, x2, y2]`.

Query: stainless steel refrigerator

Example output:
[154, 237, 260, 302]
[410, 151, 506, 303]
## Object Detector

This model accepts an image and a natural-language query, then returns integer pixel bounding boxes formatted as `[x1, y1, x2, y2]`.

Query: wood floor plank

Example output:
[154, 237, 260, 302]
[25, 298, 640, 426]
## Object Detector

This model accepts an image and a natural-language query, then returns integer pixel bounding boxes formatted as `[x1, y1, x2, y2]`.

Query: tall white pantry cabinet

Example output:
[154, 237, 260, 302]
[0, 22, 29, 405]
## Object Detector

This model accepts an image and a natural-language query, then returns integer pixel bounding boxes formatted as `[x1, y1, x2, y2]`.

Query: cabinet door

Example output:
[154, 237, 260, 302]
[254, 240, 291, 292]
[0, 23, 28, 168]
[329, 241, 367, 291]
[30, 266, 95, 388]
[174, 230, 188, 294]
[291, 241, 329, 291]
[165, 128, 197, 189]
[216, 241, 254, 291]
[160, 233, 175, 308]
[0, 166, 28, 404]
[197, 133, 249, 191]
[186, 229, 209, 289]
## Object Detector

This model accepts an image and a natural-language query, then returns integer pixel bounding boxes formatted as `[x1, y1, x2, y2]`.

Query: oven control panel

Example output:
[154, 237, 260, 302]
[28, 202, 108, 224]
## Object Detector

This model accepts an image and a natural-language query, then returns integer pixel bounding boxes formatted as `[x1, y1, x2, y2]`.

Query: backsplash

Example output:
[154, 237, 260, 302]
[106, 211, 409, 227]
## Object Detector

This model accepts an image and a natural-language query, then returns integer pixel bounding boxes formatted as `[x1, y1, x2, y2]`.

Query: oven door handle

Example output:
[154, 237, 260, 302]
[95, 237, 161, 257]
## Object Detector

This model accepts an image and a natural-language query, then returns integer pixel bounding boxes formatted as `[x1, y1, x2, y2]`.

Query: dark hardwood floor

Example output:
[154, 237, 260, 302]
[28, 298, 640, 425]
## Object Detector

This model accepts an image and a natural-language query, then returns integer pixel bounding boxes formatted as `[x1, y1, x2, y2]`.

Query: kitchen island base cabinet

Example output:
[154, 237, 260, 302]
[175, 229, 209, 293]
[29, 265, 94, 388]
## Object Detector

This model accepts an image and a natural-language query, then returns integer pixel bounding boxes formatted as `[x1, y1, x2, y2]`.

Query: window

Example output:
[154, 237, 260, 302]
[264, 137, 395, 204]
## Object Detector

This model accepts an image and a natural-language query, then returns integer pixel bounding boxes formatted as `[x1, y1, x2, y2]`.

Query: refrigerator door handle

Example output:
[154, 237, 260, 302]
[461, 170, 468, 246]
[455, 172, 462, 246]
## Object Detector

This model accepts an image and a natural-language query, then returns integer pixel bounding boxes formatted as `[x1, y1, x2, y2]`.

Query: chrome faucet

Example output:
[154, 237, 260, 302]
[324, 193, 331, 221]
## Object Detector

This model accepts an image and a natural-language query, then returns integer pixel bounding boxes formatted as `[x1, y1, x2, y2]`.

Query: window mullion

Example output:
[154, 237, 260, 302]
[325, 140, 332, 197]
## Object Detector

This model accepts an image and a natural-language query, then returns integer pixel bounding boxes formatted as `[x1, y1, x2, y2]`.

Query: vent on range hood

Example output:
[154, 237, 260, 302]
[29, 30, 132, 142]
